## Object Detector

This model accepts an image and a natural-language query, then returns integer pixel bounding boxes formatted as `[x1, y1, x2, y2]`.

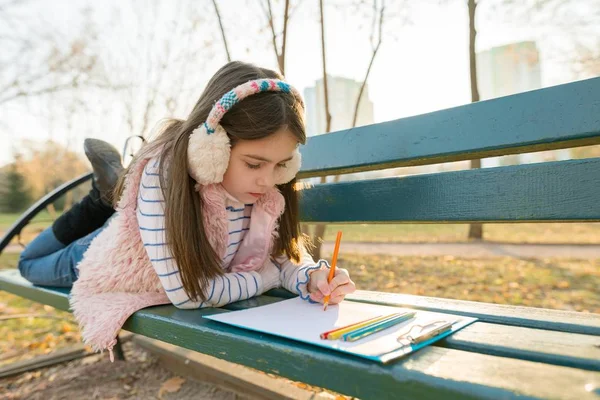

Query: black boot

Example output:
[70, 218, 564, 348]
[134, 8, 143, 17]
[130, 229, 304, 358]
[51, 139, 124, 245]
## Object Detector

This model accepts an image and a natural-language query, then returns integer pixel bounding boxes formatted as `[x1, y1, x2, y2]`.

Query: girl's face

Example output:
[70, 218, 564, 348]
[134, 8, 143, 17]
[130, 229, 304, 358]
[221, 128, 299, 204]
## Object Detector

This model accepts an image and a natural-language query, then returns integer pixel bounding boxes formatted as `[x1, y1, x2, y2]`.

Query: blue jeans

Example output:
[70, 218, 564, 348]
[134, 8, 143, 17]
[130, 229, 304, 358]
[18, 224, 105, 287]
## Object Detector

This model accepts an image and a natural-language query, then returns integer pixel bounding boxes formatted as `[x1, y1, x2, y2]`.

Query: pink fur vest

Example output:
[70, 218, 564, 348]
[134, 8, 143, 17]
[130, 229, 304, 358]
[69, 156, 285, 360]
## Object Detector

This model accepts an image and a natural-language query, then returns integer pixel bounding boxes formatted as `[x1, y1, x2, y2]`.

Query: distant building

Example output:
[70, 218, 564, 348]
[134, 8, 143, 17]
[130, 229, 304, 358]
[304, 76, 374, 137]
[304, 76, 381, 182]
[477, 41, 570, 167]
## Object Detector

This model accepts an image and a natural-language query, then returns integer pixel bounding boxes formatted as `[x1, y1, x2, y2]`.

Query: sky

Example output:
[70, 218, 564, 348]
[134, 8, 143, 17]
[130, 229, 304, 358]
[0, 0, 595, 167]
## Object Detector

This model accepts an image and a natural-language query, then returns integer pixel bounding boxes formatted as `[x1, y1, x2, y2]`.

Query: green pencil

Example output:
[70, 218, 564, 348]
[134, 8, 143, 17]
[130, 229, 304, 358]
[341, 311, 417, 342]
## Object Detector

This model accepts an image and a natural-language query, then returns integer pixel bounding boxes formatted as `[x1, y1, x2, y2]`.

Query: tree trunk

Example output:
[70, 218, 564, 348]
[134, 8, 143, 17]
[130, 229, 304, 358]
[353, 2, 384, 128]
[307, 0, 333, 259]
[264, 0, 290, 75]
[467, 0, 483, 240]
[319, 0, 332, 134]
[280, 0, 290, 75]
[212, 0, 231, 62]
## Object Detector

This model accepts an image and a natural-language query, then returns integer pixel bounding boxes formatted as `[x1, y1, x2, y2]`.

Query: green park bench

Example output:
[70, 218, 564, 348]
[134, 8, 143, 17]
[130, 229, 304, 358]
[1, 77, 600, 399]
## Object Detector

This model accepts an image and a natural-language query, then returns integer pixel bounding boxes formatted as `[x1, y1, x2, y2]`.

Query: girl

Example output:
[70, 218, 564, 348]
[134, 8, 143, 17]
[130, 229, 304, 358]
[18, 61, 356, 359]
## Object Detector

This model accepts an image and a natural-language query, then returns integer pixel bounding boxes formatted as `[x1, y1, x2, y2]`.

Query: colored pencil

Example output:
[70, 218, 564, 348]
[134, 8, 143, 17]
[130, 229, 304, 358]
[320, 314, 395, 340]
[341, 311, 417, 342]
[323, 231, 342, 311]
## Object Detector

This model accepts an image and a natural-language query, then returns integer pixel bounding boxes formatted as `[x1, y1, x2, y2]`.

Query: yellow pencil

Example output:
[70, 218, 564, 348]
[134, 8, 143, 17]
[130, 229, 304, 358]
[323, 231, 342, 311]
[323, 314, 400, 340]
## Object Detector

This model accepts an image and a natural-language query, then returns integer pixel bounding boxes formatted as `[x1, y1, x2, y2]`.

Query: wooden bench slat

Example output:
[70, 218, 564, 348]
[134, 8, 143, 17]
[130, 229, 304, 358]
[207, 295, 600, 373]
[346, 290, 600, 336]
[0, 270, 70, 311]
[441, 322, 600, 372]
[299, 77, 600, 178]
[4, 272, 597, 374]
[267, 289, 600, 371]
[125, 302, 600, 400]
[300, 158, 600, 223]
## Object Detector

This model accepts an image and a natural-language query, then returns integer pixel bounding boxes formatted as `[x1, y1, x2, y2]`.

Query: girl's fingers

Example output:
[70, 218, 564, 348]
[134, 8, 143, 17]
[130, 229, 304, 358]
[327, 294, 346, 305]
[316, 277, 331, 296]
[310, 291, 324, 302]
[329, 281, 356, 299]
[328, 268, 350, 290]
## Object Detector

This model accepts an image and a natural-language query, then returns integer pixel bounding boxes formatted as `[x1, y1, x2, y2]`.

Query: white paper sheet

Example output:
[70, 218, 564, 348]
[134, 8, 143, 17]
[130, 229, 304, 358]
[204, 297, 477, 362]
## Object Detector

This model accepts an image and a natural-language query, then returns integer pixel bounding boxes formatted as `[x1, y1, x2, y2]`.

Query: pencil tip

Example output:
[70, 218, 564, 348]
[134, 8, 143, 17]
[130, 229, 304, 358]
[323, 303, 328, 311]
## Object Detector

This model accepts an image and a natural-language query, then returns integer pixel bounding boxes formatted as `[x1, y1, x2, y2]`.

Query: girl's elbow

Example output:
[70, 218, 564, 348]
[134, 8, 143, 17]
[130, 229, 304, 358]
[171, 298, 195, 309]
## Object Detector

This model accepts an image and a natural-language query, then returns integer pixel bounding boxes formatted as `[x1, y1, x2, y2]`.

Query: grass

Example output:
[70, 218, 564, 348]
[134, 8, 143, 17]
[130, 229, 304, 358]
[316, 222, 600, 244]
[0, 211, 63, 245]
[0, 253, 81, 367]
[0, 252, 19, 269]
[0, 292, 81, 368]
[0, 211, 59, 231]
[341, 254, 600, 313]
[2, 211, 600, 245]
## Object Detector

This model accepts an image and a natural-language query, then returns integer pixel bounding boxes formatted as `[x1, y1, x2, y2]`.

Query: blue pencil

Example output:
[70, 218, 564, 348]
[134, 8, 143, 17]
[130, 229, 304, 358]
[341, 311, 417, 342]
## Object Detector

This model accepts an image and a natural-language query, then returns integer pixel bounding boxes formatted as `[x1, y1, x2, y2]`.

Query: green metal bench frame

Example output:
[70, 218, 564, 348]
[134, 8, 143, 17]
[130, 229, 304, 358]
[2, 78, 600, 399]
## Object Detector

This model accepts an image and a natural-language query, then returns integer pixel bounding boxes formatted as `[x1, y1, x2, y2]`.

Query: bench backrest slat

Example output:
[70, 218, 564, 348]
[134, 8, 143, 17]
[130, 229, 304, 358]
[299, 77, 600, 178]
[299, 158, 600, 223]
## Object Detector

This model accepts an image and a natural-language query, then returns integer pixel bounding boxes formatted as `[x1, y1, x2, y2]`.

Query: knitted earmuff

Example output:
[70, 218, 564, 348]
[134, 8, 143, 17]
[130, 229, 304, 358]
[187, 79, 302, 186]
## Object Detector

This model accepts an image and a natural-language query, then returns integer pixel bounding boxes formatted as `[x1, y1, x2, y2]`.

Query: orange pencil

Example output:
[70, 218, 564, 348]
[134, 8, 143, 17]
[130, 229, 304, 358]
[323, 231, 342, 311]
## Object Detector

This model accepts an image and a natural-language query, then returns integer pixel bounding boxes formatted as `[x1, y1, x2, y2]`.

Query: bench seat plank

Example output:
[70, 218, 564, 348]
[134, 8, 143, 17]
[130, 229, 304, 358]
[125, 302, 600, 400]
[299, 77, 600, 177]
[346, 290, 600, 336]
[2, 272, 597, 372]
[441, 322, 600, 372]
[300, 158, 600, 223]
[0, 269, 70, 311]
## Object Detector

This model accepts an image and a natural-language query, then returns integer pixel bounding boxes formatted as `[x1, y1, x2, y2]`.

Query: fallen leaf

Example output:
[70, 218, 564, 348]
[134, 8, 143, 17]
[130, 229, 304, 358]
[556, 281, 570, 289]
[81, 355, 101, 365]
[158, 376, 186, 399]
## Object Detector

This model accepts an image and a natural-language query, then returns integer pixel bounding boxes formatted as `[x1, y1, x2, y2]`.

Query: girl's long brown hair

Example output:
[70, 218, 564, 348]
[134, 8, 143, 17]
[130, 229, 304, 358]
[114, 61, 307, 302]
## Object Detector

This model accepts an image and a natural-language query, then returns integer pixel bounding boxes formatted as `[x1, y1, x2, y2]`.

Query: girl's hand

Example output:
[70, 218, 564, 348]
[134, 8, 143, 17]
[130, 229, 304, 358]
[308, 265, 356, 305]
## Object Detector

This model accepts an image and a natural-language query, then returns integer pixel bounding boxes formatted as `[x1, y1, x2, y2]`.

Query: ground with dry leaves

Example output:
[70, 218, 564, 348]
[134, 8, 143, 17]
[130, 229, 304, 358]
[1, 341, 247, 400]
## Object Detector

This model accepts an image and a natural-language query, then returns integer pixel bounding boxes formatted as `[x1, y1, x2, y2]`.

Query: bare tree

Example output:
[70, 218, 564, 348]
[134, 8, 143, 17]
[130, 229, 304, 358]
[467, 0, 483, 240]
[305, 0, 333, 260]
[212, 0, 232, 62]
[352, 0, 385, 128]
[572, 39, 600, 78]
[318, 0, 332, 134]
[13, 140, 89, 205]
[501, 0, 600, 75]
[0, 1, 101, 106]
[307, 0, 409, 258]
[463, 0, 600, 239]
[89, 1, 214, 140]
[260, 0, 292, 75]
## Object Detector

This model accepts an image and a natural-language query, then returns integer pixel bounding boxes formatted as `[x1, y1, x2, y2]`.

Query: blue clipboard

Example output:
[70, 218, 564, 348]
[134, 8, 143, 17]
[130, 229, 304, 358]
[204, 297, 477, 364]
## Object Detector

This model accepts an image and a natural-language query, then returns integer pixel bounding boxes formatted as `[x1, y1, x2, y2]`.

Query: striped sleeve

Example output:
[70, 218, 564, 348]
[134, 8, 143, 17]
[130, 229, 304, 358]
[137, 158, 278, 309]
[272, 249, 330, 303]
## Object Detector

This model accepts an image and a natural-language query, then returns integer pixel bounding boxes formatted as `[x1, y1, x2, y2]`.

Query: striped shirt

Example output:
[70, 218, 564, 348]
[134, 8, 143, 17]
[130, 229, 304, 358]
[137, 157, 319, 309]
